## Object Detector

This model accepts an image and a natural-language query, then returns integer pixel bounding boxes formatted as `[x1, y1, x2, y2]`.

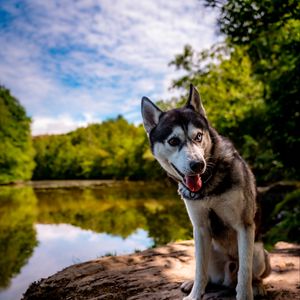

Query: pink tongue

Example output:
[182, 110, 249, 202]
[185, 175, 202, 192]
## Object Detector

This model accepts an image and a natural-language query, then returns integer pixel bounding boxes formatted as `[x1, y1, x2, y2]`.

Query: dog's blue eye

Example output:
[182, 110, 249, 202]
[168, 137, 180, 146]
[194, 132, 203, 142]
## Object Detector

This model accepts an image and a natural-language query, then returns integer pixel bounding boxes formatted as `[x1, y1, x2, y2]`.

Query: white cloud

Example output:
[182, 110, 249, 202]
[0, 0, 221, 135]
[31, 113, 101, 136]
[36, 223, 83, 241]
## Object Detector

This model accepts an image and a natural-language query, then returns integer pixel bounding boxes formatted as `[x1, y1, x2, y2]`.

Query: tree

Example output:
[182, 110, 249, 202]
[165, 43, 282, 182]
[0, 86, 35, 184]
[169, 44, 265, 135]
[204, 0, 300, 179]
[161, 0, 299, 182]
[32, 116, 163, 180]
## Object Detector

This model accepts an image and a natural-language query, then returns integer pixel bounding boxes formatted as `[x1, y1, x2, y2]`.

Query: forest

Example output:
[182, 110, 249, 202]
[0, 0, 299, 185]
[32, 116, 162, 181]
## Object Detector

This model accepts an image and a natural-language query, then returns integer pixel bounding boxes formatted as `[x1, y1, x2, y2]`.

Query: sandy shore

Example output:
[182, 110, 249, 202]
[22, 241, 299, 300]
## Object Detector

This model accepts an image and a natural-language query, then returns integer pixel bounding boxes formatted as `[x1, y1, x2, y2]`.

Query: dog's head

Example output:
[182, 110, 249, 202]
[141, 84, 213, 192]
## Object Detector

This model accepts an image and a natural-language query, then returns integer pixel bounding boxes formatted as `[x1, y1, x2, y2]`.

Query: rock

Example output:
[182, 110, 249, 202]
[22, 241, 300, 300]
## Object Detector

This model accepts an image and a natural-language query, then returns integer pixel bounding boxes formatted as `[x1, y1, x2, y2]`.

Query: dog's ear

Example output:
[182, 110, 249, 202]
[141, 97, 163, 134]
[186, 84, 206, 117]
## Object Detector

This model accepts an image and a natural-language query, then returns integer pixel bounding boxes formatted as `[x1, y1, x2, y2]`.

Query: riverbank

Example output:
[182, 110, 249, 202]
[0, 179, 174, 189]
[22, 240, 300, 300]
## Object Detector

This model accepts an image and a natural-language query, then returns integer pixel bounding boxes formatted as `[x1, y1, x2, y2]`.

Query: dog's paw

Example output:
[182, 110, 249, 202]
[181, 280, 194, 294]
[203, 294, 223, 300]
[183, 295, 201, 300]
[182, 286, 204, 300]
[203, 289, 236, 300]
[253, 281, 267, 297]
[178, 183, 201, 200]
[236, 287, 253, 300]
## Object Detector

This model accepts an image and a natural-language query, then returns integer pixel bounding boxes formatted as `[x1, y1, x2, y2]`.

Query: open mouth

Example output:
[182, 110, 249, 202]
[171, 163, 202, 192]
[184, 174, 202, 192]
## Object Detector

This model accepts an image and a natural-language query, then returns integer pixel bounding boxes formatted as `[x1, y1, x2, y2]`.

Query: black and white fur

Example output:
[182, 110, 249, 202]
[141, 85, 270, 300]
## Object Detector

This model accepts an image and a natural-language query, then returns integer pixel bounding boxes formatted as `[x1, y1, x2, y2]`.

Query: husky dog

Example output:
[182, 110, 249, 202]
[141, 85, 270, 300]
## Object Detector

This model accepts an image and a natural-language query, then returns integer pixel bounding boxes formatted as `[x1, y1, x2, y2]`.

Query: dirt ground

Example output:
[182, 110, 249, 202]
[22, 241, 300, 300]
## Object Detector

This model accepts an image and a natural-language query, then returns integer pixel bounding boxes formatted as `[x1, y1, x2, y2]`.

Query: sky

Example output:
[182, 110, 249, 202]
[0, 0, 221, 135]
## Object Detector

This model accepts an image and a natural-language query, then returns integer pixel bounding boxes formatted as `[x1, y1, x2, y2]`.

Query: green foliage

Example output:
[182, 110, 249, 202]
[162, 0, 299, 184]
[204, 0, 300, 180]
[0, 186, 37, 287]
[165, 44, 281, 182]
[264, 189, 300, 245]
[33, 116, 163, 180]
[0, 86, 35, 184]
[169, 44, 265, 133]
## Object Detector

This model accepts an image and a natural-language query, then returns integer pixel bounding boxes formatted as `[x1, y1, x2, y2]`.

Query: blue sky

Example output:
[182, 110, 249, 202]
[0, 0, 220, 135]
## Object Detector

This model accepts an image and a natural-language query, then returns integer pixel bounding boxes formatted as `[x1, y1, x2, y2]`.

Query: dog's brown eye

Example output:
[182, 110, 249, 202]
[168, 137, 180, 146]
[194, 132, 203, 142]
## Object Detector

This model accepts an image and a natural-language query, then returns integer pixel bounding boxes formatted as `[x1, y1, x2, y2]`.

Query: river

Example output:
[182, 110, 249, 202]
[0, 180, 192, 300]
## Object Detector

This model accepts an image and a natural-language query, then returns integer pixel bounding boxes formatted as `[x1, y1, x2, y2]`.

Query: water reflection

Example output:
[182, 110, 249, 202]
[0, 181, 192, 300]
[0, 224, 153, 300]
[35, 181, 192, 243]
[0, 187, 37, 288]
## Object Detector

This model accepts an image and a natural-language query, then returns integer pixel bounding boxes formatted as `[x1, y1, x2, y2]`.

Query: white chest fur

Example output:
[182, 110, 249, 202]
[183, 188, 245, 231]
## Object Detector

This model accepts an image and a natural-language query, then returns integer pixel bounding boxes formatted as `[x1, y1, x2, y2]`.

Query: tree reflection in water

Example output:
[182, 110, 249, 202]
[0, 186, 38, 288]
[0, 181, 192, 297]
[35, 181, 192, 242]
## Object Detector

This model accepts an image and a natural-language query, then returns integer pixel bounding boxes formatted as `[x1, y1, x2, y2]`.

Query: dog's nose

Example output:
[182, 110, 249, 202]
[190, 161, 205, 173]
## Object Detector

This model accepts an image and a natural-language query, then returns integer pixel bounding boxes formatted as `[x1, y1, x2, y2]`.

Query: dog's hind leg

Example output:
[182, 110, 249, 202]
[253, 243, 271, 280]
[252, 243, 271, 297]
[223, 261, 238, 287]
[181, 280, 194, 294]
[181, 247, 233, 295]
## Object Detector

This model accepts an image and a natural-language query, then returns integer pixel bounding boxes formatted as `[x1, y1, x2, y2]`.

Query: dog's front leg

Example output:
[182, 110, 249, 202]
[184, 226, 211, 300]
[236, 224, 255, 300]
[183, 199, 211, 300]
